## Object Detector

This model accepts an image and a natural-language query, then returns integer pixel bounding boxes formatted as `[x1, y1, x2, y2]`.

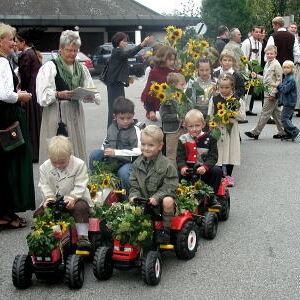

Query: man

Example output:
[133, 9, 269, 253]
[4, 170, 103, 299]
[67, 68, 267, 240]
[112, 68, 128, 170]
[288, 23, 300, 43]
[241, 26, 263, 116]
[266, 17, 300, 65]
[223, 28, 245, 71]
[214, 25, 229, 54]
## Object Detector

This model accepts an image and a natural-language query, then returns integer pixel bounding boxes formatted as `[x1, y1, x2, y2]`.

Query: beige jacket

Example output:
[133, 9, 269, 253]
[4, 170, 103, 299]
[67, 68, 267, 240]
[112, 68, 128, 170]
[38, 155, 93, 207]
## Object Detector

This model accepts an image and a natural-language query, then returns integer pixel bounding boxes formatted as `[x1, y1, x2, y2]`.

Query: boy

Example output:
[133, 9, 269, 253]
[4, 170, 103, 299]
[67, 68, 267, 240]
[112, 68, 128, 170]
[245, 45, 286, 139]
[129, 125, 178, 244]
[177, 109, 222, 208]
[160, 72, 187, 165]
[89, 96, 142, 193]
[36, 136, 93, 250]
[277, 60, 300, 142]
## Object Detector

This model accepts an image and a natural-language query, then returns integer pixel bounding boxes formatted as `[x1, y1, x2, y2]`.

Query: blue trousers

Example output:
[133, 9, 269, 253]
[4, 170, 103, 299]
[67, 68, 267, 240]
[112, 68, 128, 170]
[89, 149, 132, 194]
[281, 106, 300, 137]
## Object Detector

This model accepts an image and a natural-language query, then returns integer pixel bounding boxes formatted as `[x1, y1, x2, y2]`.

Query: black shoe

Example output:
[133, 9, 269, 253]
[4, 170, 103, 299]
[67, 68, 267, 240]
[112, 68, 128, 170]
[246, 111, 257, 116]
[238, 120, 249, 124]
[281, 134, 293, 140]
[244, 131, 259, 139]
[267, 118, 275, 124]
[209, 198, 221, 209]
[155, 227, 170, 244]
[273, 134, 286, 139]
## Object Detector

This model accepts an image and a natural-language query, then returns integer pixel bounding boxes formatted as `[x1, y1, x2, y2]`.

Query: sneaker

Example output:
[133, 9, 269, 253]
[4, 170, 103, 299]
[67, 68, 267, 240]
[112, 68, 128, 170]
[238, 120, 249, 124]
[77, 235, 91, 250]
[244, 131, 259, 140]
[281, 133, 293, 140]
[292, 132, 300, 143]
[246, 111, 257, 116]
[155, 227, 170, 244]
[225, 176, 235, 187]
[273, 134, 286, 139]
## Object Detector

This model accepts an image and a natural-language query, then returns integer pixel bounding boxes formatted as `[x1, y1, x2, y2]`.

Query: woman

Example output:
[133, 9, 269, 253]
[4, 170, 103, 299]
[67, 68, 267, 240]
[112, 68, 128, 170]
[16, 30, 42, 162]
[0, 23, 35, 229]
[36, 30, 101, 164]
[106, 32, 153, 127]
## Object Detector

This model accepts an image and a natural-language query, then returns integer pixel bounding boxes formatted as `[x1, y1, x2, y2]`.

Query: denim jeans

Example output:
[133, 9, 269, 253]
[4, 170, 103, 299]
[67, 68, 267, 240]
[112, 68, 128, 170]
[89, 149, 132, 194]
[281, 106, 300, 137]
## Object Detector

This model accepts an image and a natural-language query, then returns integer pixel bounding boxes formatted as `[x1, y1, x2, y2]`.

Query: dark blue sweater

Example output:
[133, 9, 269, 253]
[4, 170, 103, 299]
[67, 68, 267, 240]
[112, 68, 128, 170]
[278, 73, 297, 107]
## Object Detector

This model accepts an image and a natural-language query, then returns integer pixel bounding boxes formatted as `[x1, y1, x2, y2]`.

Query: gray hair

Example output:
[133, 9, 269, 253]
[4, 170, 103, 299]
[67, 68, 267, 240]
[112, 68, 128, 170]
[0, 23, 16, 39]
[229, 28, 240, 39]
[59, 30, 81, 48]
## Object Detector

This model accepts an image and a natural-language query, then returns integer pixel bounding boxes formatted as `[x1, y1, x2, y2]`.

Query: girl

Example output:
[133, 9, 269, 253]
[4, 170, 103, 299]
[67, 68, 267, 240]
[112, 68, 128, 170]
[141, 45, 176, 126]
[204, 47, 220, 71]
[208, 73, 246, 187]
[213, 50, 245, 99]
[187, 58, 217, 118]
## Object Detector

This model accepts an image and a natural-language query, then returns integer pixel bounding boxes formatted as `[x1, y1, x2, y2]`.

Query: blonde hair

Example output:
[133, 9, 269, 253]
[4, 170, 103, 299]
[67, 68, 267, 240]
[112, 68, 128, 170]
[0, 23, 16, 40]
[59, 30, 81, 48]
[141, 125, 164, 143]
[219, 49, 237, 70]
[272, 17, 284, 27]
[218, 73, 235, 89]
[167, 72, 185, 86]
[264, 45, 277, 54]
[47, 136, 72, 161]
[185, 109, 205, 123]
[282, 60, 295, 72]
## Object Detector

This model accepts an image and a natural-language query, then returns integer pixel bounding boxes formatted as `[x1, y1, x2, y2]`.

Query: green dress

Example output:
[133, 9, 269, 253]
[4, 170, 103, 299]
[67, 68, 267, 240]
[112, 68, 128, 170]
[0, 57, 35, 214]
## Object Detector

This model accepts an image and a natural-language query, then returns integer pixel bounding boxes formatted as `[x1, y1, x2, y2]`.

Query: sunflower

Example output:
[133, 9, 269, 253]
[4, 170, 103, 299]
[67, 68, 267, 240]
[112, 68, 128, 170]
[177, 187, 184, 195]
[192, 52, 201, 60]
[194, 181, 201, 190]
[227, 111, 237, 117]
[221, 117, 230, 124]
[200, 40, 209, 48]
[157, 92, 167, 102]
[166, 25, 175, 33]
[225, 96, 236, 102]
[150, 83, 161, 95]
[241, 56, 248, 63]
[102, 175, 111, 188]
[217, 109, 226, 117]
[186, 62, 195, 70]
[172, 28, 183, 39]
[217, 102, 225, 110]
[209, 121, 218, 128]
[170, 34, 177, 41]
[175, 91, 183, 100]
[160, 82, 168, 90]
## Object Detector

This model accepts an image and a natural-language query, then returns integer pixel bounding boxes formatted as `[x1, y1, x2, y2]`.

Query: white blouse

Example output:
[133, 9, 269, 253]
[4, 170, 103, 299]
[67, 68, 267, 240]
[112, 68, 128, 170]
[36, 61, 101, 107]
[0, 57, 18, 103]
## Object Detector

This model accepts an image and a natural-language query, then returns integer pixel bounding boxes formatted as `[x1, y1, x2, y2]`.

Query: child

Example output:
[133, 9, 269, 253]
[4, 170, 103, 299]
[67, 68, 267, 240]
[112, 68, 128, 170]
[208, 73, 246, 187]
[245, 45, 286, 139]
[160, 72, 187, 165]
[177, 109, 222, 208]
[213, 50, 245, 99]
[129, 125, 178, 244]
[89, 96, 141, 194]
[277, 60, 300, 141]
[141, 45, 177, 126]
[187, 58, 217, 117]
[36, 136, 93, 250]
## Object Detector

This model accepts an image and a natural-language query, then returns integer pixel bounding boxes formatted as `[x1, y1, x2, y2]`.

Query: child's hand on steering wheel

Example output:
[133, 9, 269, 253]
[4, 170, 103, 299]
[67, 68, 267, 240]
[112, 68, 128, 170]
[196, 166, 206, 175]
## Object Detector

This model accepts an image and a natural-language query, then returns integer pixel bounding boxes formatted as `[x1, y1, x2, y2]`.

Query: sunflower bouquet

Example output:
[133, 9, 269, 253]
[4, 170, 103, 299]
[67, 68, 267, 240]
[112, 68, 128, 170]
[165, 25, 183, 47]
[208, 96, 241, 139]
[177, 179, 214, 214]
[26, 207, 75, 256]
[100, 202, 154, 248]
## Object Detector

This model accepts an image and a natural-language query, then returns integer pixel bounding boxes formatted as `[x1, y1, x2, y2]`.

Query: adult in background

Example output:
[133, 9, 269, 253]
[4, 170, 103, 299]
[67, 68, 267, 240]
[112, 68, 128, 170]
[16, 30, 42, 162]
[36, 30, 101, 164]
[214, 25, 229, 54]
[106, 32, 153, 128]
[288, 23, 300, 43]
[241, 26, 262, 116]
[223, 28, 245, 71]
[0, 23, 35, 229]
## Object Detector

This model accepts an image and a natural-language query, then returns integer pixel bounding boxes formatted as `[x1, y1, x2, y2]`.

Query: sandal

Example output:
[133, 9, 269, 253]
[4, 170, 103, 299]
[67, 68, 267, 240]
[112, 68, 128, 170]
[3, 218, 27, 229]
[6, 213, 27, 225]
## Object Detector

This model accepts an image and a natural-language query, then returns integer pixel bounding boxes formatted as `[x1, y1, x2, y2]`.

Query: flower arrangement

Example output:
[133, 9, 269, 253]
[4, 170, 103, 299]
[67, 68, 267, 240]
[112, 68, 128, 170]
[208, 96, 240, 139]
[177, 179, 214, 214]
[165, 25, 183, 46]
[26, 208, 75, 256]
[97, 202, 153, 248]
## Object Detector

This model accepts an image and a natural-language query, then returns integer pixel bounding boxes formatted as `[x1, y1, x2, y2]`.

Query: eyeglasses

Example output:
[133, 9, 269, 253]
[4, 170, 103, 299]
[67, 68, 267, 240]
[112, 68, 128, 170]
[63, 48, 79, 53]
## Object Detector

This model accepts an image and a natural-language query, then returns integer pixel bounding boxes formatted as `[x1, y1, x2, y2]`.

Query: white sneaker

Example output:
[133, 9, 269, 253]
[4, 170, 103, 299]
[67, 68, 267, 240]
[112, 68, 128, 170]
[292, 132, 300, 143]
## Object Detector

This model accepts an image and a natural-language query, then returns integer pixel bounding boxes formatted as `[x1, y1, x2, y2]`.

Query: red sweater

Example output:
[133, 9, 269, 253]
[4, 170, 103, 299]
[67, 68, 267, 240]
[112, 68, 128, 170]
[141, 66, 176, 113]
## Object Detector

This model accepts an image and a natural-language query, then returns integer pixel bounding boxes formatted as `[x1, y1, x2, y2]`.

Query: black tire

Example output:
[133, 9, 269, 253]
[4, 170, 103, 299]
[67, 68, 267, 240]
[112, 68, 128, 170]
[141, 251, 162, 286]
[65, 254, 84, 289]
[203, 212, 218, 240]
[93, 246, 113, 280]
[175, 220, 198, 260]
[12, 254, 32, 289]
[218, 190, 230, 221]
[89, 232, 103, 253]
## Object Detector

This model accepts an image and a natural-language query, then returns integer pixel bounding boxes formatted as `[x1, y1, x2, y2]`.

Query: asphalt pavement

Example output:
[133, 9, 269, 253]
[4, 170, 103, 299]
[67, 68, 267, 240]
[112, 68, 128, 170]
[1, 78, 300, 300]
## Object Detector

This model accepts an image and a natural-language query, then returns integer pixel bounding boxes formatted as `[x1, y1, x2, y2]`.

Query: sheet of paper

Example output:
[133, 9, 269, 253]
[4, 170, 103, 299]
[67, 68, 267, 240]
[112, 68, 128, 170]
[71, 87, 99, 101]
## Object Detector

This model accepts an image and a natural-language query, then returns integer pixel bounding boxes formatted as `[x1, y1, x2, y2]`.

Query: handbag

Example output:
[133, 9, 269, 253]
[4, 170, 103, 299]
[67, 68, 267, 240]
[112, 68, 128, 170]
[56, 101, 68, 137]
[0, 121, 25, 151]
[99, 59, 109, 85]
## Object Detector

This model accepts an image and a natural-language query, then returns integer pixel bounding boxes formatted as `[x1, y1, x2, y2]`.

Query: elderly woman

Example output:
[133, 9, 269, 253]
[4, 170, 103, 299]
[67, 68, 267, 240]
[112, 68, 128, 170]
[0, 23, 35, 229]
[36, 30, 101, 164]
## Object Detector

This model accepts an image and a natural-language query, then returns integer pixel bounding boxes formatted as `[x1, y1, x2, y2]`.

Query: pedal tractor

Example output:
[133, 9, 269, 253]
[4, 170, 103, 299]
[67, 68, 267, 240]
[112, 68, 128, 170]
[184, 161, 230, 240]
[12, 190, 125, 290]
[93, 197, 199, 286]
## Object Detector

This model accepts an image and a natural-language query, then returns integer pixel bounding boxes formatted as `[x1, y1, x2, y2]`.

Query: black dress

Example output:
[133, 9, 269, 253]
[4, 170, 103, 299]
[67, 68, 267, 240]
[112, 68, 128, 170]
[0, 57, 35, 215]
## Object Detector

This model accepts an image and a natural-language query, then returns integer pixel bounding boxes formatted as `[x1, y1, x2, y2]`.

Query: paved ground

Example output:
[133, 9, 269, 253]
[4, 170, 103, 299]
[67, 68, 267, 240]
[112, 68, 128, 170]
[1, 78, 300, 299]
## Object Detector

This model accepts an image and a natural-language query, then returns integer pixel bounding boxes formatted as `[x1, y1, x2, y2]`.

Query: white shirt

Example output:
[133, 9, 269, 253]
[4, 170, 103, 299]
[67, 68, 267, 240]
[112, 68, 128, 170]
[0, 57, 18, 103]
[241, 36, 262, 63]
[266, 27, 300, 63]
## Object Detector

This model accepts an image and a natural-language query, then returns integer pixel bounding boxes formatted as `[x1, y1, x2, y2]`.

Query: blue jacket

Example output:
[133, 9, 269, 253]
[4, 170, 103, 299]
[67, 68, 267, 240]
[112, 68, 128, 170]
[278, 74, 297, 107]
